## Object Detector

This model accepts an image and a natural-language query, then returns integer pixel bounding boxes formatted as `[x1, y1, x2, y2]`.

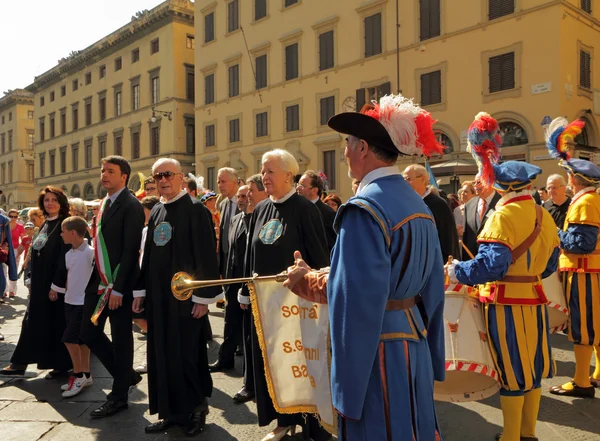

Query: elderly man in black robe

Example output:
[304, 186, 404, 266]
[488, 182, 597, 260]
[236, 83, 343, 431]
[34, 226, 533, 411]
[133, 158, 221, 436]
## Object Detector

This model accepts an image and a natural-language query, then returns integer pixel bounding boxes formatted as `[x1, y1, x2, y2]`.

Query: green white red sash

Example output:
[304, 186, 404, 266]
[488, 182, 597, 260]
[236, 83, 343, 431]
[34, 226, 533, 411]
[90, 196, 120, 325]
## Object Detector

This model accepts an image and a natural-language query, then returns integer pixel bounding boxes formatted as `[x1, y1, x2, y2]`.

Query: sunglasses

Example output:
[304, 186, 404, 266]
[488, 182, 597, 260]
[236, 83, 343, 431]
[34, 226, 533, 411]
[152, 171, 180, 181]
[9, 215, 17, 219]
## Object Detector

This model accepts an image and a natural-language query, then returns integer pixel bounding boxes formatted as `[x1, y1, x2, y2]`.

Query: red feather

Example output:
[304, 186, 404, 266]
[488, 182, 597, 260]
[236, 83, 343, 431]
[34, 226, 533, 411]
[415, 112, 445, 157]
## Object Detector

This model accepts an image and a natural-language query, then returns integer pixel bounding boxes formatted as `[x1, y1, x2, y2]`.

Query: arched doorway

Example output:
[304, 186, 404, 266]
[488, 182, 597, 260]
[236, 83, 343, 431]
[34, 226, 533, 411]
[574, 114, 598, 148]
[61, 185, 68, 195]
[7, 194, 13, 208]
[71, 184, 81, 198]
[128, 174, 140, 192]
[97, 182, 107, 199]
[499, 121, 529, 147]
[83, 182, 95, 201]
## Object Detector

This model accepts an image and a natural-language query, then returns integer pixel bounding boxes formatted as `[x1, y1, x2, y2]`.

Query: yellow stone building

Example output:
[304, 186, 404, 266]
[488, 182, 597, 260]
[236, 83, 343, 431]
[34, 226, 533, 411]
[0, 89, 36, 210]
[29, 0, 197, 199]
[194, 0, 600, 200]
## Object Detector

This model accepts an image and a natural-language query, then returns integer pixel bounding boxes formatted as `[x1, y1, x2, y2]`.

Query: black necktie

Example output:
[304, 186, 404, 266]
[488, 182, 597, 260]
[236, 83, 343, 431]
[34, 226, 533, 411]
[102, 198, 112, 221]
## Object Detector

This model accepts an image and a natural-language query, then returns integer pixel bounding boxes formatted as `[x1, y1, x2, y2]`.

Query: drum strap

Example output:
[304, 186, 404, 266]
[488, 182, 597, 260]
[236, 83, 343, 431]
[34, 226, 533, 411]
[510, 205, 543, 264]
[386, 296, 419, 311]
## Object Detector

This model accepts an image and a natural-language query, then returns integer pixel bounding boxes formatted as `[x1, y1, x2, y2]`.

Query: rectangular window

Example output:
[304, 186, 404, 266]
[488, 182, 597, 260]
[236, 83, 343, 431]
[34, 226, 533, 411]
[319, 96, 335, 125]
[60, 149, 66, 174]
[420, 0, 441, 41]
[186, 35, 195, 49]
[7, 161, 12, 183]
[205, 12, 215, 43]
[323, 150, 336, 191]
[39, 153, 46, 178]
[40, 96, 45, 107]
[285, 0, 298, 7]
[85, 99, 92, 125]
[256, 112, 268, 137]
[115, 91, 122, 116]
[99, 95, 106, 121]
[151, 126, 160, 155]
[72, 79, 78, 91]
[582, 0, 592, 13]
[256, 55, 267, 89]
[72, 144, 79, 171]
[186, 70, 195, 100]
[580, 49, 592, 90]
[8, 112, 11, 122]
[205, 74, 215, 104]
[151, 38, 160, 54]
[114, 135, 123, 156]
[132, 48, 140, 63]
[39, 118, 45, 142]
[151, 76, 160, 104]
[489, 52, 515, 93]
[255, 0, 267, 20]
[228, 65, 240, 97]
[28, 110, 34, 119]
[229, 118, 240, 143]
[50, 91, 55, 102]
[186, 121, 195, 154]
[99, 140, 107, 163]
[0, 134, 4, 154]
[49, 151, 56, 176]
[132, 84, 140, 110]
[205, 124, 215, 147]
[61, 85, 66, 97]
[228, 0, 239, 33]
[420, 70, 442, 106]
[49, 114, 55, 138]
[7, 131, 12, 151]
[28, 163, 34, 181]
[115, 57, 122, 71]
[286, 104, 300, 132]
[489, 0, 515, 20]
[60, 110, 66, 134]
[207, 166, 216, 191]
[285, 43, 299, 80]
[132, 131, 141, 159]
[1, 164, 5, 184]
[72, 104, 79, 131]
[85, 141, 92, 169]
[99, 65, 106, 79]
[364, 13, 382, 57]
[85, 72, 92, 85]
[319, 31, 334, 71]
[27, 131, 34, 149]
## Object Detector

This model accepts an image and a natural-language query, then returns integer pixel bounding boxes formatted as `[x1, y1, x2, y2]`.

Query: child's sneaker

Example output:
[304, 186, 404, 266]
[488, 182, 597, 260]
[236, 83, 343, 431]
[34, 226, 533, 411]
[61, 375, 93, 394]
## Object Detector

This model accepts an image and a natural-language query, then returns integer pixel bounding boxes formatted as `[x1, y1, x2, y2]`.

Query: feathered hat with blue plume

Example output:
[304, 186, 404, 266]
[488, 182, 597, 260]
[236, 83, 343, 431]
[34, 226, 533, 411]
[467, 112, 502, 186]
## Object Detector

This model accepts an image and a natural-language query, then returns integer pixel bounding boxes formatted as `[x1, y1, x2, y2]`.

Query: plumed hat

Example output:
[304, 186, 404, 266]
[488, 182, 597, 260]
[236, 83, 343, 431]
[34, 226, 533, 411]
[467, 112, 502, 186]
[491, 161, 542, 192]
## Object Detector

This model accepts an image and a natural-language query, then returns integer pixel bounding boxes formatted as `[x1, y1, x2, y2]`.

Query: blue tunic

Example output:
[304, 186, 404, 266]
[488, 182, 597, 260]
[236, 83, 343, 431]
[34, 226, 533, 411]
[328, 174, 445, 441]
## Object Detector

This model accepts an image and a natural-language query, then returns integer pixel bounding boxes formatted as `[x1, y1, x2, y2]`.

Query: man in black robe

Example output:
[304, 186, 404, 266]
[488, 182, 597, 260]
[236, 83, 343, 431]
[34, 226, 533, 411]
[543, 173, 571, 229]
[133, 158, 221, 437]
[404, 164, 459, 261]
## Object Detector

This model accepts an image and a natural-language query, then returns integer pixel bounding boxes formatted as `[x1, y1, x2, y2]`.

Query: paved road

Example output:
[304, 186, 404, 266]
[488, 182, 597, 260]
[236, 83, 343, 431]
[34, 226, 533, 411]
[0, 279, 599, 440]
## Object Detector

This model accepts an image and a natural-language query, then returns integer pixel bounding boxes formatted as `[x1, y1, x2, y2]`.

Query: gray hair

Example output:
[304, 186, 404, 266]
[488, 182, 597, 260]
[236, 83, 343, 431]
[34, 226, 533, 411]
[547, 174, 567, 187]
[247, 174, 265, 191]
[218, 167, 238, 180]
[152, 158, 182, 174]
[69, 198, 87, 217]
[405, 164, 428, 177]
[262, 149, 300, 176]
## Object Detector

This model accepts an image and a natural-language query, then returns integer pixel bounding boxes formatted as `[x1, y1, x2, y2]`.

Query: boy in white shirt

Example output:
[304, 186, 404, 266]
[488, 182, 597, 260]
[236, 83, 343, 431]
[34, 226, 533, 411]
[50, 216, 95, 397]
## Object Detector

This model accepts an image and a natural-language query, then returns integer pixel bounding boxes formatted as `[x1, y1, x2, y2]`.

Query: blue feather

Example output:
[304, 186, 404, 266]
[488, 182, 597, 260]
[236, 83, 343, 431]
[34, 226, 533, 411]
[468, 128, 487, 147]
[547, 127, 565, 159]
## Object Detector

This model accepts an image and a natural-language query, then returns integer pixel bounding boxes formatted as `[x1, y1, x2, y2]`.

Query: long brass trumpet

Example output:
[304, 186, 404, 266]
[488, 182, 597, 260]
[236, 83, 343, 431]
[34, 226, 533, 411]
[171, 271, 288, 301]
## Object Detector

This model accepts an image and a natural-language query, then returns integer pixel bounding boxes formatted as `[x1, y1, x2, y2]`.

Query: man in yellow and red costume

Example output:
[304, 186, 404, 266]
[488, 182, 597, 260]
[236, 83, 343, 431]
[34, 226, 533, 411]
[446, 113, 560, 441]
[545, 117, 600, 398]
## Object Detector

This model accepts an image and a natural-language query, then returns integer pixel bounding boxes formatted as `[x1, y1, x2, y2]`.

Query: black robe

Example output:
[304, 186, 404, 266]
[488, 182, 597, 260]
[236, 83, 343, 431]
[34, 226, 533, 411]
[11, 217, 72, 370]
[243, 192, 330, 434]
[139, 194, 221, 420]
[423, 192, 460, 262]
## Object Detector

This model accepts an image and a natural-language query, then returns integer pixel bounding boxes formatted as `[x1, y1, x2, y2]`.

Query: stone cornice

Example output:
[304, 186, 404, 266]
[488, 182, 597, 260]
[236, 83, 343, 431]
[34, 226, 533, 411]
[0, 89, 34, 111]
[26, 0, 194, 93]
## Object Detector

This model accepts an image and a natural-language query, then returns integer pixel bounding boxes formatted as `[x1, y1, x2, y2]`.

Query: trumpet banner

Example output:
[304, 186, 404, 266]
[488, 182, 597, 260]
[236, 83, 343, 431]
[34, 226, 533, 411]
[248, 279, 336, 434]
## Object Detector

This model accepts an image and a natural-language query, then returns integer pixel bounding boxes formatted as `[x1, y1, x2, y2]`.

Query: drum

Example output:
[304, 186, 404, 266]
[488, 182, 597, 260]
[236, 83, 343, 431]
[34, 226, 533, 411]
[434, 284, 500, 403]
[541, 272, 568, 333]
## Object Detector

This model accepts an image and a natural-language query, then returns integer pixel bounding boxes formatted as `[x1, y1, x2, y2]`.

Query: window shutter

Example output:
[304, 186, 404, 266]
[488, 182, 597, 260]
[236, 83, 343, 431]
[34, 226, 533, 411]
[430, 0, 441, 38]
[431, 70, 441, 104]
[581, 0, 592, 13]
[364, 16, 372, 57]
[319, 34, 327, 70]
[489, 56, 503, 93]
[380, 82, 392, 96]
[489, 0, 514, 20]
[502, 53, 515, 90]
[420, 0, 430, 41]
[421, 73, 431, 106]
[356, 88, 366, 111]
[580, 50, 591, 89]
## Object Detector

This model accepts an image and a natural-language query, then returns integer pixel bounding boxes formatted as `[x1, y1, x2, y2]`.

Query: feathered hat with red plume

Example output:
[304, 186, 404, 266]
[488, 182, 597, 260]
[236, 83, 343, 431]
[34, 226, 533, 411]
[328, 93, 445, 157]
[467, 112, 502, 186]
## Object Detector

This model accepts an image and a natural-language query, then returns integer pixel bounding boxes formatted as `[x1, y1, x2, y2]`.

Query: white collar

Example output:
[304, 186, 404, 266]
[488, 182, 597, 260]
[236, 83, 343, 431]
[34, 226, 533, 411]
[309, 196, 319, 204]
[107, 186, 126, 203]
[573, 186, 596, 202]
[357, 166, 400, 196]
[46, 215, 59, 221]
[496, 190, 530, 207]
[479, 192, 496, 206]
[162, 190, 188, 204]
[270, 187, 296, 203]
[421, 187, 432, 199]
[72, 239, 89, 252]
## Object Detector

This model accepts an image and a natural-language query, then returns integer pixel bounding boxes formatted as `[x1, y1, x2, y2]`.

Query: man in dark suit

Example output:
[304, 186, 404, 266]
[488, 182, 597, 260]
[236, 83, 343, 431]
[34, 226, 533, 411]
[210, 185, 250, 373]
[462, 175, 501, 260]
[81, 156, 145, 419]
[217, 167, 241, 276]
[296, 170, 337, 252]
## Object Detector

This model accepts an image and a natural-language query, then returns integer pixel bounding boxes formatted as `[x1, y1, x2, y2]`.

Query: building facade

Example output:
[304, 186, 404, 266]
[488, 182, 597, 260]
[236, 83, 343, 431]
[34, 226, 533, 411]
[194, 0, 600, 200]
[28, 0, 196, 199]
[0, 89, 36, 210]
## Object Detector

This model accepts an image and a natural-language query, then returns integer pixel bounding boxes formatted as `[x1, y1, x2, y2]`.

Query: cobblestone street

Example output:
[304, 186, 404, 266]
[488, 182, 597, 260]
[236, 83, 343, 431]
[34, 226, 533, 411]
[0, 279, 599, 440]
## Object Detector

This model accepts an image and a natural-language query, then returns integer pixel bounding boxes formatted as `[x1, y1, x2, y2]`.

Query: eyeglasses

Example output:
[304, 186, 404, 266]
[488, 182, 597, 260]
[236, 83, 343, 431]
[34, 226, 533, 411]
[8, 215, 17, 219]
[296, 184, 313, 190]
[546, 185, 564, 191]
[152, 171, 180, 181]
[145, 186, 157, 191]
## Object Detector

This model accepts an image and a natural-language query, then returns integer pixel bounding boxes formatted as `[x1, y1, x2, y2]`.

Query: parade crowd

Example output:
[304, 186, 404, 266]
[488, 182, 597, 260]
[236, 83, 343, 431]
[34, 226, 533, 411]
[0, 93, 598, 441]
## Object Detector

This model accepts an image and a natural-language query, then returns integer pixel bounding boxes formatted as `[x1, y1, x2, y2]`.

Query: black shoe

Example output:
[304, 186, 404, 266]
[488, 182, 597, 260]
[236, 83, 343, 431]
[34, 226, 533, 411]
[209, 361, 234, 372]
[233, 387, 255, 404]
[145, 419, 175, 433]
[131, 370, 143, 387]
[184, 408, 208, 437]
[549, 382, 595, 398]
[0, 364, 26, 376]
[44, 369, 70, 380]
[90, 400, 128, 418]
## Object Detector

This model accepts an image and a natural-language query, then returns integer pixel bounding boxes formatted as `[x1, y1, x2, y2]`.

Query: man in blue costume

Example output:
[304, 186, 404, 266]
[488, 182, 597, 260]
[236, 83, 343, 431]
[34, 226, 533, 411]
[446, 112, 560, 441]
[285, 94, 446, 441]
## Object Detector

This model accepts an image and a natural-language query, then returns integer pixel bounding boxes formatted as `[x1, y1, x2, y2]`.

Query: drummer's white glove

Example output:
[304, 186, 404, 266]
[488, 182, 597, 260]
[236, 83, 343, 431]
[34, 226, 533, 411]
[445, 259, 459, 283]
